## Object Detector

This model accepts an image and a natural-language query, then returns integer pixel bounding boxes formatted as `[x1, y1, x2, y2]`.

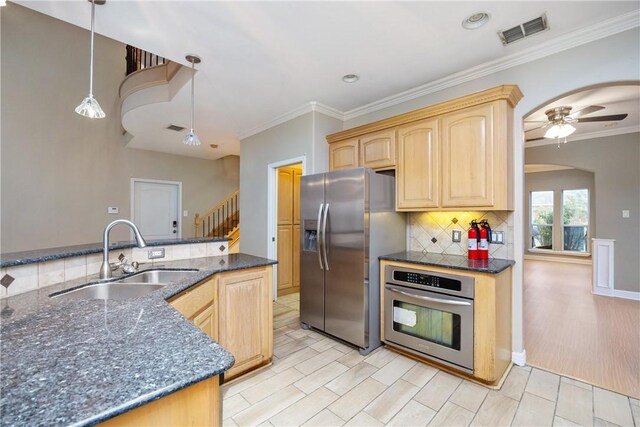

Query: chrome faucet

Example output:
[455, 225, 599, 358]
[100, 220, 147, 279]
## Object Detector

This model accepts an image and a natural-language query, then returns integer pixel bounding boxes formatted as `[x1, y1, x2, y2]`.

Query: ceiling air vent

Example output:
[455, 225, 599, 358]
[166, 124, 185, 132]
[498, 14, 549, 45]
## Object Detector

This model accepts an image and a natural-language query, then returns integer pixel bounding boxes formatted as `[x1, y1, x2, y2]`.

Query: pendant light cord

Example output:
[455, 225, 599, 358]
[89, 0, 96, 97]
[190, 60, 195, 130]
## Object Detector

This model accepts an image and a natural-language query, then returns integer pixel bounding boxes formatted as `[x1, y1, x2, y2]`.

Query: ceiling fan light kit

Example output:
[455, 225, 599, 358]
[525, 104, 628, 146]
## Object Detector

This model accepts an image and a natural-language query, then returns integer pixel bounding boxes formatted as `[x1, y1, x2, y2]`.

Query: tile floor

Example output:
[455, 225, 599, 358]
[222, 293, 640, 426]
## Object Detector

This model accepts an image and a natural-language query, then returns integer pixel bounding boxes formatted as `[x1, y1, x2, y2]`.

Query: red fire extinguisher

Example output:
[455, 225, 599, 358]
[468, 220, 480, 260]
[479, 219, 492, 260]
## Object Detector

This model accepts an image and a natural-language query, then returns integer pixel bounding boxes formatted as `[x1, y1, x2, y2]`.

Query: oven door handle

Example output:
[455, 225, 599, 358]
[386, 286, 472, 306]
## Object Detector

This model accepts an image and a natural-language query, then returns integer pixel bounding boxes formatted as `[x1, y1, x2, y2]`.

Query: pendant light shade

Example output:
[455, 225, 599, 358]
[76, 0, 105, 119]
[183, 54, 201, 146]
[544, 123, 576, 139]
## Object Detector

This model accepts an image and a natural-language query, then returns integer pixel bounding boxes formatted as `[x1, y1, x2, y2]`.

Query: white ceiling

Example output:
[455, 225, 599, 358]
[524, 84, 640, 146]
[17, 1, 640, 160]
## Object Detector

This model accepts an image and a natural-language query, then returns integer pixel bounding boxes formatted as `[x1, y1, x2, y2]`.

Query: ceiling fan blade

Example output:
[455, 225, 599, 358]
[576, 114, 628, 123]
[524, 120, 548, 123]
[568, 105, 605, 119]
[525, 137, 546, 142]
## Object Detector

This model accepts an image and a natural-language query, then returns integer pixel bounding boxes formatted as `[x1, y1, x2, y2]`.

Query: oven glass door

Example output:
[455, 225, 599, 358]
[391, 300, 461, 350]
[384, 284, 474, 371]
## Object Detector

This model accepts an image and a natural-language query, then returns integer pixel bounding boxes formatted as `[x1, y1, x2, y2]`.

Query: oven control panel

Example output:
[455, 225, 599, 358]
[385, 266, 475, 299]
[393, 271, 461, 292]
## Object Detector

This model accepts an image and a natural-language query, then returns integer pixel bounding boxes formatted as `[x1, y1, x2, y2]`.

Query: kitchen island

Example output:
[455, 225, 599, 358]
[0, 253, 276, 426]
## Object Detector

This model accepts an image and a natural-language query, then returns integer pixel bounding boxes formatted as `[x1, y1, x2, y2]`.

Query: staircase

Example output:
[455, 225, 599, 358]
[195, 191, 240, 249]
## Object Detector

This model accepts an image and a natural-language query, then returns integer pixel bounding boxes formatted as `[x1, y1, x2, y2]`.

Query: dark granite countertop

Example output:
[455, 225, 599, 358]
[380, 251, 515, 274]
[0, 253, 277, 427]
[0, 237, 230, 268]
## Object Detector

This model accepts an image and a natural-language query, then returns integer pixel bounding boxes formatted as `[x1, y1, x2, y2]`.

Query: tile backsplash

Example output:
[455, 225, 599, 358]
[1, 242, 229, 299]
[408, 211, 514, 260]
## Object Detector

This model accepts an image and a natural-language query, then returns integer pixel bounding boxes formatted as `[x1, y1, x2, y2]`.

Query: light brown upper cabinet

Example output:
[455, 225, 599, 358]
[326, 85, 522, 211]
[329, 139, 359, 171]
[441, 102, 504, 208]
[396, 119, 439, 210]
[293, 168, 302, 225]
[359, 130, 396, 170]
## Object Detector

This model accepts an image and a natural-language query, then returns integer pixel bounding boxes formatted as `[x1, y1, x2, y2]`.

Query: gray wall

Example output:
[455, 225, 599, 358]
[238, 27, 640, 354]
[0, 4, 239, 252]
[526, 134, 640, 292]
[525, 169, 596, 254]
[239, 111, 342, 257]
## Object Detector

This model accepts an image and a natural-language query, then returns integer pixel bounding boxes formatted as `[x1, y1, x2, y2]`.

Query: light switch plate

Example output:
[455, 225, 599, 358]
[452, 230, 461, 243]
[492, 231, 505, 244]
[148, 248, 165, 259]
[183, 210, 188, 217]
[107, 207, 119, 214]
[622, 210, 630, 218]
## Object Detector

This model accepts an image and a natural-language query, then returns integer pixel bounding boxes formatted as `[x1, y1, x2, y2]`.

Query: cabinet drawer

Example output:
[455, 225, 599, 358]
[169, 278, 216, 319]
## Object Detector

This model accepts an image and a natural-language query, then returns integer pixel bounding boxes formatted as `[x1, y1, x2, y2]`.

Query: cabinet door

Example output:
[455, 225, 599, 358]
[277, 225, 293, 290]
[293, 168, 302, 225]
[396, 119, 440, 210]
[360, 130, 396, 169]
[277, 168, 293, 225]
[218, 267, 272, 380]
[441, 103, 495, 207]
[192, 304, 218, 341]
[329, 139, 359, 171]
[293, 224, 300, 288]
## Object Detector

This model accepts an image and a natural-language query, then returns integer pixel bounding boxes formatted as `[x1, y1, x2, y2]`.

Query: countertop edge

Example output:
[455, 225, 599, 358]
[379, 253, 515, 274]
[0, 238, 230, 268]
[76, 370, 224, 427]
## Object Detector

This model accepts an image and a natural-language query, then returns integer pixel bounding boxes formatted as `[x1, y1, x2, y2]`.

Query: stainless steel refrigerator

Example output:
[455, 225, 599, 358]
[300, 168, 405, 355]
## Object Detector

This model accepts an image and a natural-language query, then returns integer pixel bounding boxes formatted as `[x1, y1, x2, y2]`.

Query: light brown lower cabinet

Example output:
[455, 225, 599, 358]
[99, 376, 220, 427]
[380, 260, 512, 384]
[217, 266, 273, 380]
[101, 265, 273, 425]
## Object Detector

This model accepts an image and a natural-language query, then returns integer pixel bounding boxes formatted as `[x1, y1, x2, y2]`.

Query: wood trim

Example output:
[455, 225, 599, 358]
[326, 85, 523, 144]
[99, 376, 219, 427]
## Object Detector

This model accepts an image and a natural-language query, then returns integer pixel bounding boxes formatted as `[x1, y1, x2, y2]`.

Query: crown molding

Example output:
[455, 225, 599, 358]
[239, 101, 344, 140]
[525, 124, 640, 148]
[343, 9, 640, 122]
[239, 9, 639, 139]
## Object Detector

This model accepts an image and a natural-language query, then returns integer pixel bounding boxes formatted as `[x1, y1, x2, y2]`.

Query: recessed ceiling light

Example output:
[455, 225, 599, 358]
[462, 12, 490, 30]
[342, 74, 359, 83]
[210, 144, 219, 148]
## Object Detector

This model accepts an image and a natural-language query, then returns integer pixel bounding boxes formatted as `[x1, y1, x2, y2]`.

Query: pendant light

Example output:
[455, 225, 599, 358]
[183, 54, 201, 146]
[75, 0, 106, 119]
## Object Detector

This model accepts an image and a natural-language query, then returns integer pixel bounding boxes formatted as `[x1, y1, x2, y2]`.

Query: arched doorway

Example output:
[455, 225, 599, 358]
[521, 82, 640, 398]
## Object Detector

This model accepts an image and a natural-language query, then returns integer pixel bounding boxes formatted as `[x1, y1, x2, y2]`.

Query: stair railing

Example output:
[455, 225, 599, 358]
[194, 190, 239, 239]
[126, 45, 167, 76]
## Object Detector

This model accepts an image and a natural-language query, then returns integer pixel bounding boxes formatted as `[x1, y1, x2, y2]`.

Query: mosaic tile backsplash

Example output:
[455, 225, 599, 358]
[408, 211, 514, 260]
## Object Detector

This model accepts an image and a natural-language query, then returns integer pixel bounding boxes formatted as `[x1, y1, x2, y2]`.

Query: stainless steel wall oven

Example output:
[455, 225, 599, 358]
[384, 265, 475, 373]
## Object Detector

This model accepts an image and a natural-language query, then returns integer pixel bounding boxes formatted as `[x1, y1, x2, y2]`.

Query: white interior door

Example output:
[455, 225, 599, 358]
[133, 180, 181, 240]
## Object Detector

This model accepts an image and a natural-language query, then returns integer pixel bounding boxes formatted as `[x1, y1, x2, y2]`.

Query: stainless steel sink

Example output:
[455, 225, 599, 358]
[50, 269, 199, 301]
[113, 269, 199, 284]
[51, 282, 166, 301]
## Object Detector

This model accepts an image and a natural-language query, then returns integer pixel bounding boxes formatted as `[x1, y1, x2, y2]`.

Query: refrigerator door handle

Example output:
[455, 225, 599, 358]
[317, 203, 324, 270]
[322, 203, 330, 271]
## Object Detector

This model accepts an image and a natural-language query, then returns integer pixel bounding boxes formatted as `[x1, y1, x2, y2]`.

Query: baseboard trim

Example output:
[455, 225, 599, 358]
[524, 254, 592, 265]
[512, 350, 526, 367]
[593, 288, 640, 301]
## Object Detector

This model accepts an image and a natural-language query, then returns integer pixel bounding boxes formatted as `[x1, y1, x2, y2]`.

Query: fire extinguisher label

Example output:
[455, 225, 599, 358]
[479, 239, 489, 250]
[468, 240, 478, 250]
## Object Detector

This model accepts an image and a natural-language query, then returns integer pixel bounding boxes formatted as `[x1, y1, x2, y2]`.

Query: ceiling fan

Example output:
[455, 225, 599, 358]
[525, 105, 628, 145]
